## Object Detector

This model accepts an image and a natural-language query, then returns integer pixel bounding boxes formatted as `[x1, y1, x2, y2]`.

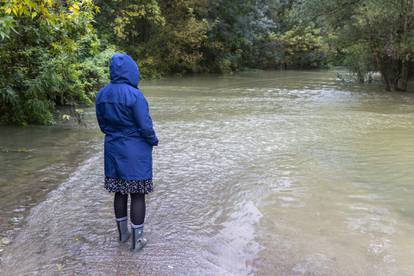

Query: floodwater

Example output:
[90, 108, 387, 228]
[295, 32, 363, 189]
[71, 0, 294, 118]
[1, 70, 414, 275]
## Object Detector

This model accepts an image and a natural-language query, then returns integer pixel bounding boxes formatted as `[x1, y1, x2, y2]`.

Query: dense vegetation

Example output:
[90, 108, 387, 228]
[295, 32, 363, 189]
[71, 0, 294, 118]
[0, 1, 113, 125]
[1, 0, 413, 125]
[300, 0, 414, 92]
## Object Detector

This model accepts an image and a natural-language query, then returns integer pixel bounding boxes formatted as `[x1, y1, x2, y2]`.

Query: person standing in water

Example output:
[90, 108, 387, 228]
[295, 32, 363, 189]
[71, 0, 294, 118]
[95, 53, 158, 251]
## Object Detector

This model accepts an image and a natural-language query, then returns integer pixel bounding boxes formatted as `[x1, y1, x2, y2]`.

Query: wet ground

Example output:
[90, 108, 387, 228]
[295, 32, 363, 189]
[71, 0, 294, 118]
[1, 70, 414, 275]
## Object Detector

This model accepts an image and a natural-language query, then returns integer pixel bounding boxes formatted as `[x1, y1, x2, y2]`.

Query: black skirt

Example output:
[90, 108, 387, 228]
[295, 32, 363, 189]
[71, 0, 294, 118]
[104, 177, 153, 195]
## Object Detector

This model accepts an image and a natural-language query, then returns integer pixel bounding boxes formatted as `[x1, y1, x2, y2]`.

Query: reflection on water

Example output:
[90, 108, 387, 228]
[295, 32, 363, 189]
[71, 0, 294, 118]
[1, 70, 414, 275]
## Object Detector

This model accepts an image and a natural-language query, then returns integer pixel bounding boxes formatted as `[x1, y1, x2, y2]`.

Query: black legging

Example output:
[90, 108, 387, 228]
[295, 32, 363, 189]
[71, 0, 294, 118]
[114, 192, 146, 225]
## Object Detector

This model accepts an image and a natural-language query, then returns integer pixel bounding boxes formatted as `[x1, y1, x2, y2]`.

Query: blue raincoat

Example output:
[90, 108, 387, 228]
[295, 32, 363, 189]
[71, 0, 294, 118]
[96, 54, 158, 181]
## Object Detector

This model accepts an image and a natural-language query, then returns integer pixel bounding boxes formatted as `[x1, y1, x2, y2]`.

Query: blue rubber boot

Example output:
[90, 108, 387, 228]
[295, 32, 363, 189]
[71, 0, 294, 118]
[131, 223, 147, 252]
[116, 217, 130, 243]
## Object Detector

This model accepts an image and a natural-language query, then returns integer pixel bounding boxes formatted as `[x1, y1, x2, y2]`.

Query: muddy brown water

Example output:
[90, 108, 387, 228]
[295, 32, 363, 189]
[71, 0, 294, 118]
[1, 70, 414, 275]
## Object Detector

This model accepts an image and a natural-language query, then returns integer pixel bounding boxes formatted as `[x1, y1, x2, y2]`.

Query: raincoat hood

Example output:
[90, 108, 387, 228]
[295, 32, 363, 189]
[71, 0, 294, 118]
[110, 53, 140, 88]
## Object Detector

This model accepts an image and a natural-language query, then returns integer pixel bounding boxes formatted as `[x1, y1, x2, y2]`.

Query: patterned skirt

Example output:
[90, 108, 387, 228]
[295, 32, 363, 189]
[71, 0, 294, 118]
[104, 177, 153, 195]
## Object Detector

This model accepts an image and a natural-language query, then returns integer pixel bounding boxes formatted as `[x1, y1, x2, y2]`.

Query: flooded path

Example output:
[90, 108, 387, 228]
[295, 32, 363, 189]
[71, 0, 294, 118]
[1, 70, 414, 275]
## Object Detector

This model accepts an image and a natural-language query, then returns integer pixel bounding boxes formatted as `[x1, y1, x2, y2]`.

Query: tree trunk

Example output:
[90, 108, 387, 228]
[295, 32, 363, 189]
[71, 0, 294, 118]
[382, 69, 392, 92]
[363, 11, 392, 91]
[395, 0, 413, 91]
[396, 60, 409, 91]
[374, 52, 392, 91]
[357, 71, 365, 83]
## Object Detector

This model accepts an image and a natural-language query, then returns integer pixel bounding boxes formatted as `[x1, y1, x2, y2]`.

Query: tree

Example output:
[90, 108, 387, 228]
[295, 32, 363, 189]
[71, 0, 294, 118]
[94, 0, 208, 76]
[0, 0, 113, 125]
[298, 0, 414, 91]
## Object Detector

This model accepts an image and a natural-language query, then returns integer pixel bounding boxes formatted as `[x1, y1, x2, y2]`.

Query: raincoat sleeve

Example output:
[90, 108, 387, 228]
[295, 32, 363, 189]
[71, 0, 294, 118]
[95, 93, 107, 134]
[96, 106, 107, 134]
[132, 94, 159, 146]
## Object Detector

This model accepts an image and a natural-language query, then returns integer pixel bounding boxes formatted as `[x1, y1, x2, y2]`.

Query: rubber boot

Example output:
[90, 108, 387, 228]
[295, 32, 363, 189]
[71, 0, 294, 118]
[116, 217, 130, 243]
[131, 223, 147, 252]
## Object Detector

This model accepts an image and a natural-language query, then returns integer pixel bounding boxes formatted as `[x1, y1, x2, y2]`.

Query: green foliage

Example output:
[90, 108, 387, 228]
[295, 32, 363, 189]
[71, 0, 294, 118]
[0, 0, 116, 125]
[94, 0, 331, 76]
[276, 26, 326, 69]
[0, 16, 16, 39]
[342, 44, 375, 83]
[95, 0, 208, 77]
[296, 0, 414, 91]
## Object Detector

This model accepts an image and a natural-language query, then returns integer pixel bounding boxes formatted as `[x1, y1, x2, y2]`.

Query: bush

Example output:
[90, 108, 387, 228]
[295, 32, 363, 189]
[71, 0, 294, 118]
[0, 2, 117, 125]
[342, 44, 375, 83]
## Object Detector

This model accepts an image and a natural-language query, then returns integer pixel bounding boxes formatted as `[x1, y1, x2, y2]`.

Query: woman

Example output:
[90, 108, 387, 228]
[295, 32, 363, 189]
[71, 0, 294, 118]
[95, 53, 158, 252]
